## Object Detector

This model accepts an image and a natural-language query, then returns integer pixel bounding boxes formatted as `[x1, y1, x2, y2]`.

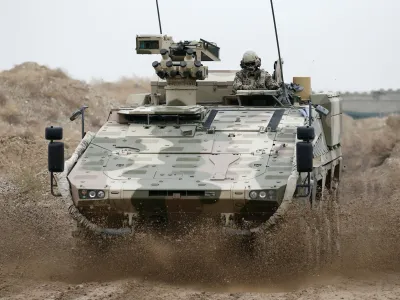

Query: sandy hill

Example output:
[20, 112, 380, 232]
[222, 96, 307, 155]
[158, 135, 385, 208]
[0, 62, 150, 198]
[0, 62, 150, 139]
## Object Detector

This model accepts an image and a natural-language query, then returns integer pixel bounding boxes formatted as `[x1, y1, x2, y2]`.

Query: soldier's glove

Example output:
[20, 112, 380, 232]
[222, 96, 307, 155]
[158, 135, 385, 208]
[243, 79, 252, 85]
[255, 82, 265, 89]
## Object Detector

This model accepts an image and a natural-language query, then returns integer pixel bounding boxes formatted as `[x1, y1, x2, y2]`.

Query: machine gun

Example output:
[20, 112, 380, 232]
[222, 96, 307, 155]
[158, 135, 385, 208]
[136, 35, 220, 62]
[135, 35, 220, 106]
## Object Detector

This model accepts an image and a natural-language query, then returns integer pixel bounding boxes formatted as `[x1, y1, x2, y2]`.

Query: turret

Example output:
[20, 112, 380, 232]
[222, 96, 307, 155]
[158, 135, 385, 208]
[135, 35, 220, 106]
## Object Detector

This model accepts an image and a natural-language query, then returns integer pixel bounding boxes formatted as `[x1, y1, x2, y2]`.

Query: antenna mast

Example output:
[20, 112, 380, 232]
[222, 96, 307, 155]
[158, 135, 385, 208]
[270, 0, 288, 103]
[156, 0, 163, 34]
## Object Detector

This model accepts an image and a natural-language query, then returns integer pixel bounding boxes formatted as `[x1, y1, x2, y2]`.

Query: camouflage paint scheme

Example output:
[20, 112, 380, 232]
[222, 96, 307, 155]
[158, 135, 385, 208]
[68, 96, 342, 229]
[232, 69, 279, 94]
[65, 34, 343, 231]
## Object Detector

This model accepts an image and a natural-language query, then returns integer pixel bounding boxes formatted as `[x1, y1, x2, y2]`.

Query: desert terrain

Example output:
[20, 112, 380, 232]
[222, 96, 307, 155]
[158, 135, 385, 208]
[1, 62, 400, 299]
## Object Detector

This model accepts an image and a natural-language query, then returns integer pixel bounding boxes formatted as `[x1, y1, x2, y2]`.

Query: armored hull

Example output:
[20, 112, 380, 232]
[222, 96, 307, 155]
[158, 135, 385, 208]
[46, 32, 343, 238]
[64, 92, 342, 231]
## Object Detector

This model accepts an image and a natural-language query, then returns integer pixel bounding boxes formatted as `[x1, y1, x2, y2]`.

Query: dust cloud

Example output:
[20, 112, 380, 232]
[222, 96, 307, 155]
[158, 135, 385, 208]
[2, 114, 400, 295]
[1, 63, 400, 299]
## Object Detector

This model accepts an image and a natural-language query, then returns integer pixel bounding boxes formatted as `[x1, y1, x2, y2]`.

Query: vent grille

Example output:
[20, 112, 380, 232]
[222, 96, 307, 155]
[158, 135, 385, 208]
[148, 190, 206, 197]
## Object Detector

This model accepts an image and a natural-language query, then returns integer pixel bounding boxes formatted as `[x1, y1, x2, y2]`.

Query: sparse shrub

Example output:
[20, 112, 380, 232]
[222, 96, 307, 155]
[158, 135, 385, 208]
[43, 88, 80, 109]
[25, 81, 43, 98]
[3, 114, 21, 125]
[90, 117, 102, 128]
[47, 68, 69, 79]
[91, 76, 151, 103]
[0, 92, 7, 106]
[19, 129, 34, 140]
[26, 119, 39, 127]
[386, 115, 400, 130]
[46, 109, 60, 121]
[17, 168, 39, 194]
[1, 103, 21, 125]
[42, 89, 61, 100]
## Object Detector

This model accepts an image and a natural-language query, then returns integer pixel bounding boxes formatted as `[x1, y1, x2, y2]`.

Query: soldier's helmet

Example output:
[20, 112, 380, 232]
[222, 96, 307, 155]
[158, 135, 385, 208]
[240, 50, 261, 71]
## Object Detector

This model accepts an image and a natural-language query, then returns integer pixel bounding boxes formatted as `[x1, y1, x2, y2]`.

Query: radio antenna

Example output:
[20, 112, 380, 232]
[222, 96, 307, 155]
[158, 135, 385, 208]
[156, 0, 163, 34]
[270, 0, 288, 104]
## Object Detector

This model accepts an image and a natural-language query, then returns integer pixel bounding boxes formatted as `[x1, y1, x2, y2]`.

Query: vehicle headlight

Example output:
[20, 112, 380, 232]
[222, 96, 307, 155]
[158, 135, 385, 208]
[259, 191, 267, 199]
[88, 190, 96, 198]
[249, 191, 258, 199]
[97, 190, 105, 198]
[248, 190, 277, 200]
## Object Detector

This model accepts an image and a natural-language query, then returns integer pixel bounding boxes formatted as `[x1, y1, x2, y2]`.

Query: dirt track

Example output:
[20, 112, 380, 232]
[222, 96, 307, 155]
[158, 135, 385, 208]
[1, 63, 400, 299]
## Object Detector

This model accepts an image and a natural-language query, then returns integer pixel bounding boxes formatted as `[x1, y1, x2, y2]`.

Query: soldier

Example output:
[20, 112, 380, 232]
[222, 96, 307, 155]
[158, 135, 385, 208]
[232, 50, 280, 94]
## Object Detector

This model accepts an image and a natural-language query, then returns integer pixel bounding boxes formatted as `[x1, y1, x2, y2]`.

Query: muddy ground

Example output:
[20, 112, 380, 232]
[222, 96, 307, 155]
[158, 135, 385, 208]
[1, 63, 400, 299]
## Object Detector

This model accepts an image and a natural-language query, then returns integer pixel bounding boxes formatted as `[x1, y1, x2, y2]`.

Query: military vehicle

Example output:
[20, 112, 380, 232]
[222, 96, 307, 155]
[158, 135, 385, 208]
[45, 1, 342, 258]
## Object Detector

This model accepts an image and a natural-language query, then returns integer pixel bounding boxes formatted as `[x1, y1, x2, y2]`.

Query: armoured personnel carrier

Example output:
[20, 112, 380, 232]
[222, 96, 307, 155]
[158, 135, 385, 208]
[45, 33, 343, 240]
[45, 1, 342, 250]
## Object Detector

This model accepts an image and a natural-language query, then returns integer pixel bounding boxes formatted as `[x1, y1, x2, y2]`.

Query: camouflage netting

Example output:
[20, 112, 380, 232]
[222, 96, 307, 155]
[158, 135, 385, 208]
[55, 131, 132, 236]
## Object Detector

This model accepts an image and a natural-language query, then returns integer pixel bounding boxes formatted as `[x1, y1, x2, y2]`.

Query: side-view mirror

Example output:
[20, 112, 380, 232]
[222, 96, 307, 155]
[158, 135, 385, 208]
[295, 126, 314, 198]
[46, 126, 64, 173]
[297, 126, 315, 141]
[296, 142, 313, 172]
[48, 142, 64, 173]
[45, 126, 63, 140]
[296, 126, 314, 173]
[45, 126, 65, 197]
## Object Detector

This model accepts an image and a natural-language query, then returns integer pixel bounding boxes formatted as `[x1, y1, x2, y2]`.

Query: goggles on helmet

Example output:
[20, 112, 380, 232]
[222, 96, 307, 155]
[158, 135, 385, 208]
[244, 61, 256, 66]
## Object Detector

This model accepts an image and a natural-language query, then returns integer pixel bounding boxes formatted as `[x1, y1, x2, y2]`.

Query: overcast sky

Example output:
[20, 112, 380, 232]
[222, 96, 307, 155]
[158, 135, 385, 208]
[0, 0, 398, 92]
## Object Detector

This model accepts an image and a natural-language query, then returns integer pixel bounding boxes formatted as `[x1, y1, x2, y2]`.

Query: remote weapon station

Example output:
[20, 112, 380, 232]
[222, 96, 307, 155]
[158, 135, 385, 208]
[46, 1, 343, 244]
